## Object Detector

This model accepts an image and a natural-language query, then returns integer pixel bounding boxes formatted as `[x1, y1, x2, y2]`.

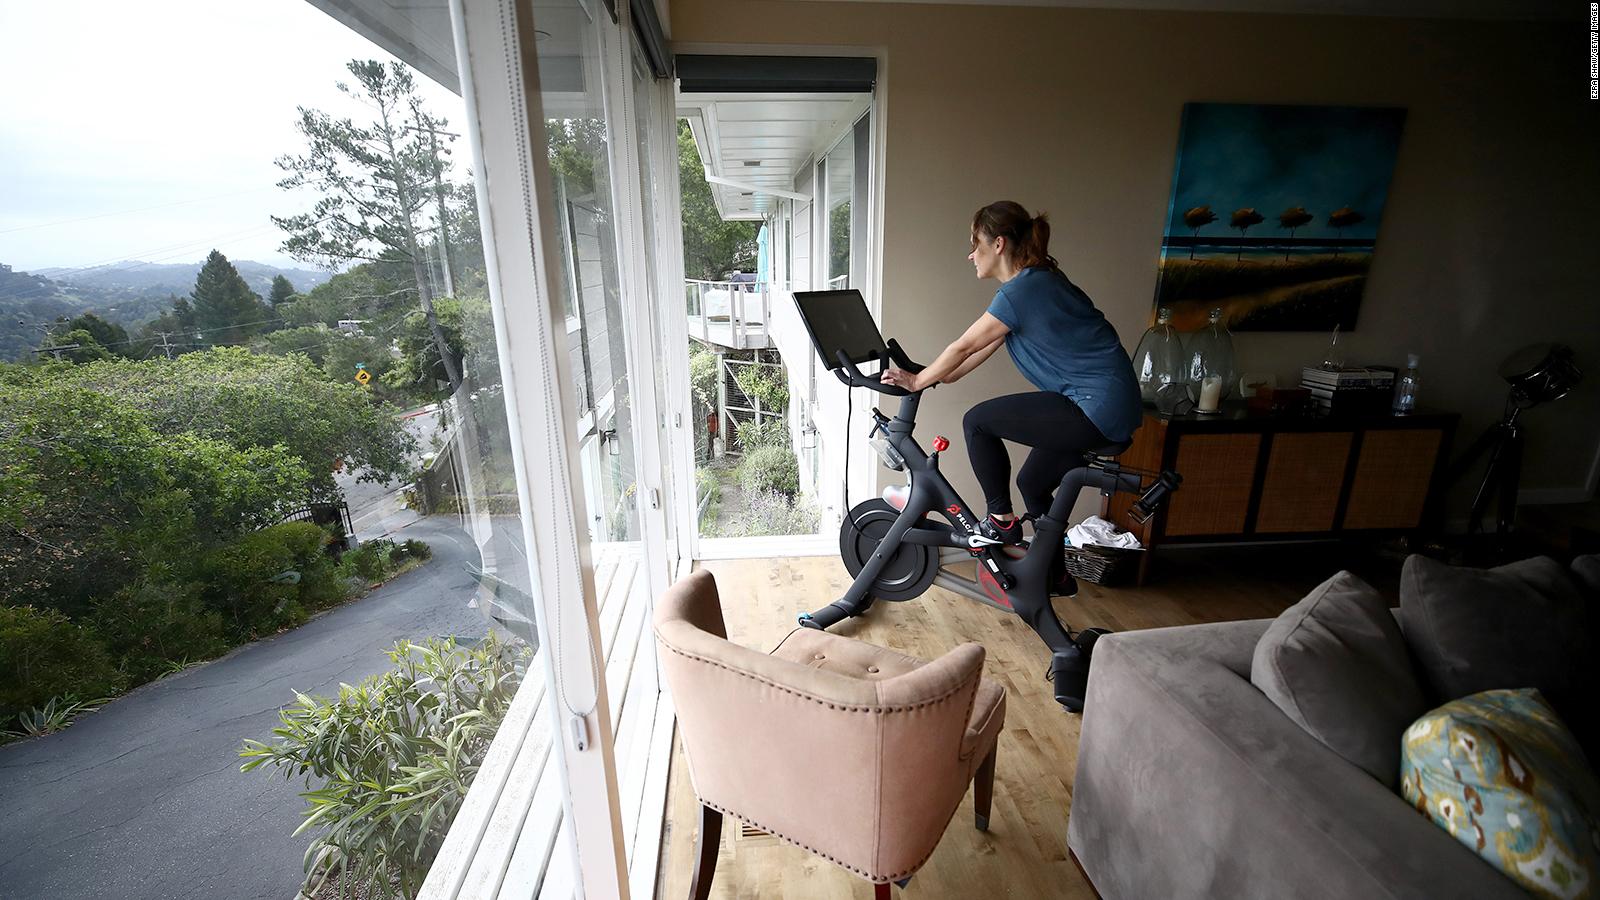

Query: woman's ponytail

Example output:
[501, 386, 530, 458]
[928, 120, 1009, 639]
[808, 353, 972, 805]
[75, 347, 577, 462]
[1023, 214, 1060, 273]
[972, 201, 1061, 273]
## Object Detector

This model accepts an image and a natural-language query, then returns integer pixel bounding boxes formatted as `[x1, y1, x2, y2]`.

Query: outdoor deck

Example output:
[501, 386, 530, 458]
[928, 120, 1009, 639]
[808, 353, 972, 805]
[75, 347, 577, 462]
[423, 542, 671, 900]
[685, 280, 778, 351]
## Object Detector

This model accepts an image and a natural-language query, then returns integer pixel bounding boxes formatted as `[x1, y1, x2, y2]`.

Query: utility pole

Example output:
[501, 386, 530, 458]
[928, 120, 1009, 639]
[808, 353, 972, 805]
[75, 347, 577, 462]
[33, 341, 81, 362]
[406, 120, 459, 298]
[154, 331, 177, 360]
[23, 321, 78, 361]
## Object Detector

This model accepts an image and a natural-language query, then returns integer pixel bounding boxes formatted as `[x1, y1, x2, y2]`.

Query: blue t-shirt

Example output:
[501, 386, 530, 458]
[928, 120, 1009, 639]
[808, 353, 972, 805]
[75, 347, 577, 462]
[985, 267, 1142, 443]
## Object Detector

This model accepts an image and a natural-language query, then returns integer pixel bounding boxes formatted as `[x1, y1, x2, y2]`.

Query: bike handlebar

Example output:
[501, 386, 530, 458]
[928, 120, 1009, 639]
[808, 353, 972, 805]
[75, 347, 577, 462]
[832, 339, 925, 397]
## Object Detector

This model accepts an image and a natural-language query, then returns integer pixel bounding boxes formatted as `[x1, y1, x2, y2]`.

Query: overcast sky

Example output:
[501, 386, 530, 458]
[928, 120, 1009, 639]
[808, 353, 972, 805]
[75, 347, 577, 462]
[0, 0, 464, 272]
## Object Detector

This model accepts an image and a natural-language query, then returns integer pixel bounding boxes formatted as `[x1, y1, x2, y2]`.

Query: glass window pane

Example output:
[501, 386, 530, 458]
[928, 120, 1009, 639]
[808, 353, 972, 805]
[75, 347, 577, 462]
[826, 132, 854, 288]
[0, 3, 547, 897]
[543, 2, 639, 546]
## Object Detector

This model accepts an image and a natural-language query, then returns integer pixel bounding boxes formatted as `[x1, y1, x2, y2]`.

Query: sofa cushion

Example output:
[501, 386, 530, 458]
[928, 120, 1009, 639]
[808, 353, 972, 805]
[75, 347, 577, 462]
[1400, 555, 1592, 706]
[1251, 571, 1425, 786]
[1573, 554, 1600, 598]
[1401, 688, 1600, 900]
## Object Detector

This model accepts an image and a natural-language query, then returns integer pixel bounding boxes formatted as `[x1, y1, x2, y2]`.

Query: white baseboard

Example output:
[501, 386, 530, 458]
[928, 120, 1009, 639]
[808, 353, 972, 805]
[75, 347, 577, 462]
[696, 533, 837, 559]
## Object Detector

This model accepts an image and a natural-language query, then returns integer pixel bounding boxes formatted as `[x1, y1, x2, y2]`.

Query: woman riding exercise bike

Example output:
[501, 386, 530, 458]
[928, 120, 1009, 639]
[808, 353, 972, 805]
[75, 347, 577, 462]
[793, 202, 1177, 713]
[880, 200, 1143, 568]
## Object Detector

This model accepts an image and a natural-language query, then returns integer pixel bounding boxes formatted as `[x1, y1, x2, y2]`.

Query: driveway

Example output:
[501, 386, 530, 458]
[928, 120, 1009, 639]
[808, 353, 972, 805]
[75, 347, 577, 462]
[0, 515, 490, 900]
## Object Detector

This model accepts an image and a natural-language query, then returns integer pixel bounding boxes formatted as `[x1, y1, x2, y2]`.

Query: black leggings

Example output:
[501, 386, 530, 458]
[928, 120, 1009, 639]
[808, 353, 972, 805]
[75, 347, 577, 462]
[963, 391, 1111, 518]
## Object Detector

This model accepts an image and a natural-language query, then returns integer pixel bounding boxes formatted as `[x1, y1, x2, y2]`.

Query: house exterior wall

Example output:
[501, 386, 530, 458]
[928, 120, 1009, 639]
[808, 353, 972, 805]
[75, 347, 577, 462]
[670, 0, 1600, 514]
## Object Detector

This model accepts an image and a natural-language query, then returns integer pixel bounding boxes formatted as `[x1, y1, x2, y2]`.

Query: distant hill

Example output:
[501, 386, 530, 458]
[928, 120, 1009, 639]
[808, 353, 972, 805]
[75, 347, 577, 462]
[1, 260, 333, 362]
[36, 259, 331, 299]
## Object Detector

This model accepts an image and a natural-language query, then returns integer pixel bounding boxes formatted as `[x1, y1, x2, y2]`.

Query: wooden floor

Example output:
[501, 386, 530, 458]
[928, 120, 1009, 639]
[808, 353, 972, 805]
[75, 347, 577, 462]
[654, 544, 1404, 900]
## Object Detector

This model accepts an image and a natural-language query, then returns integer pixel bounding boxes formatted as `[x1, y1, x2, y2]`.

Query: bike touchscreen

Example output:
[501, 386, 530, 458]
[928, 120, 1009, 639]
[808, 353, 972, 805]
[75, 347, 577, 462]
[793, 289, 889, 370]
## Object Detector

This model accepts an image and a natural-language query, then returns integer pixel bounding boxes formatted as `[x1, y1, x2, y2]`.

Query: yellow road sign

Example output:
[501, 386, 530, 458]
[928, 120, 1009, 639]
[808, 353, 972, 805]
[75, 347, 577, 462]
[355, 369, 372, 386]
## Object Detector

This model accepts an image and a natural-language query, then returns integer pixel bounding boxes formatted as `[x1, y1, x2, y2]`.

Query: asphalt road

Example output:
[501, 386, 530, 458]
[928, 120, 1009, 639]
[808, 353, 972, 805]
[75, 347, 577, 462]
[0, 515, 489, 900]
[338, 405, 441, 541]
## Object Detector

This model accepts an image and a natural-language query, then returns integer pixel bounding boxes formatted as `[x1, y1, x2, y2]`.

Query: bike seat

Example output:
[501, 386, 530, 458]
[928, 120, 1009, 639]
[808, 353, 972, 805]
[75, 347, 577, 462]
[1082, 439, 1132, 461]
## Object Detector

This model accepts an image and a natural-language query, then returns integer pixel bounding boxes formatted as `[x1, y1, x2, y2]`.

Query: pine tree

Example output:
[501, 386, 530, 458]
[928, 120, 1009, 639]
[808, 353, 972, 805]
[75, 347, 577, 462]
[268, 274, 297, 307]
[273, 60, 462, 392]
[191, 250, 266, 346]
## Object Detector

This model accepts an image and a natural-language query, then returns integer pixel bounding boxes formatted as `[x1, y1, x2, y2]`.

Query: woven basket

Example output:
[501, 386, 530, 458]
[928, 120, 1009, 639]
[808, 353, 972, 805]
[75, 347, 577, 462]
[1062, 542, 1143, 586]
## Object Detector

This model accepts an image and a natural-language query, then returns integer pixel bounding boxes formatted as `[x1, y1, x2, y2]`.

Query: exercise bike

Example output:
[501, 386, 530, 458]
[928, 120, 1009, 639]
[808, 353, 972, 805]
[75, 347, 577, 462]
[792, 289, 1181, 713]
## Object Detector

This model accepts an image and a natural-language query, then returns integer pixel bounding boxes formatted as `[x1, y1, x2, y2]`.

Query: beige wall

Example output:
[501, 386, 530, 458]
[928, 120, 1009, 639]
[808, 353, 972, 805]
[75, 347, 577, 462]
[673, 0, 1600, 519]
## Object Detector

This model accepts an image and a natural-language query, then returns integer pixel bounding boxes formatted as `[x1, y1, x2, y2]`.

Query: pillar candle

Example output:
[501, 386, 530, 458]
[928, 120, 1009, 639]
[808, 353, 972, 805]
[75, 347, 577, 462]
[1198, 375, 1223, 413]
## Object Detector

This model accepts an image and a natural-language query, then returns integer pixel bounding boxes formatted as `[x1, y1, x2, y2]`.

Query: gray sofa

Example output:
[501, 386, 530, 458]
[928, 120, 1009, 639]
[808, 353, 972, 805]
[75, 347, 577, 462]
[1066, 619, 1529, 900]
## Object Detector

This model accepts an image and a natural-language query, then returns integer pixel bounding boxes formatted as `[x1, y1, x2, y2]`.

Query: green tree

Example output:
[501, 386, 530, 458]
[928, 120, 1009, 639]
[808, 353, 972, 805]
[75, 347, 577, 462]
[0, 373, 312, 617]
[678, 119, 760, 280]
[267, 274, 298, 307]
[273, 60, 462, 392]
[64, 348, 415, 499]
[55, 313, 129, 354]
[191, 250, 269, 345]
[383, 300, 466, 399]
[51, 328, 114, 364]
[136, 295, 199, 357]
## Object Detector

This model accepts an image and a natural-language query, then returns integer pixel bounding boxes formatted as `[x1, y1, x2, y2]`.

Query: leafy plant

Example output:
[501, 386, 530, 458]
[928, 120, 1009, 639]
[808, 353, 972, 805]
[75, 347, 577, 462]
[733, 363, 788, 414]
[241, 635, 529, 900]
[3, 695, 110, 741]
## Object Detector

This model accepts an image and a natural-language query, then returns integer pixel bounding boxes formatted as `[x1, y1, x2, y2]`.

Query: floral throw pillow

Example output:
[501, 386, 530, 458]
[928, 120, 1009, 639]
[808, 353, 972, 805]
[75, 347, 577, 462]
[1401, 689, 1600, 900]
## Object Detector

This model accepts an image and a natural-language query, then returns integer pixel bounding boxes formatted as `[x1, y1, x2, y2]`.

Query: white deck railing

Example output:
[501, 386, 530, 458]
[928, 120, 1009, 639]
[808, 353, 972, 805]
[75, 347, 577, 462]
[684, 279, 784, 350]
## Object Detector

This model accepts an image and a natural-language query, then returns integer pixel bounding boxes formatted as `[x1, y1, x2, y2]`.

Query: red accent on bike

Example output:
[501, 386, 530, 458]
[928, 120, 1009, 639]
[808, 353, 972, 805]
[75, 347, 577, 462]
[947, 504, 962, 515]
[978, 568, 1014, 609]
[932, 435, 950, 452]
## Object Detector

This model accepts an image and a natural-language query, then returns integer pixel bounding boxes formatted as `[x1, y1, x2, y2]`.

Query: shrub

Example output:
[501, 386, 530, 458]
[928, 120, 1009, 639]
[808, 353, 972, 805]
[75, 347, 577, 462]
[737, 444, 800, 498]
[92, 580, 228, 683]
[205, 522, 341, 637]
[396, 539, 432, 562]
[241, 634, 529, 900]
[0, 605, 123, 724]
[340, 539, 396, 583]
[733, 363, 789, 413]
[688, 344, 718, 412]
[734, 416, 788, 452]
[713, 490, 821, 538]
[338, 538, 433, 587]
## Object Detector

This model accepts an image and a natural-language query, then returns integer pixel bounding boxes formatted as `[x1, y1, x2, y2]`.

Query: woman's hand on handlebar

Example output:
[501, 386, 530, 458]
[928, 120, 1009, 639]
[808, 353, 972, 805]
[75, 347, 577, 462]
[881, 366, 922, 392]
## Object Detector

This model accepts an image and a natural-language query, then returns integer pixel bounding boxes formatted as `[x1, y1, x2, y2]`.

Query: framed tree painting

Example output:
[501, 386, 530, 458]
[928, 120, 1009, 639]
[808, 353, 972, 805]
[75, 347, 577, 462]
[1154, 103, 1407, 331]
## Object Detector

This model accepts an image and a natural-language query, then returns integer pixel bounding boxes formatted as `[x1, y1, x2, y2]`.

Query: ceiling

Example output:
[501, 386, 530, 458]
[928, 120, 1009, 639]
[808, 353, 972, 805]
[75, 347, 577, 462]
[786, 0, 1570, 21]
[305, 0, 460, 92]
[304, 0, 603, 101]
[679, 92, 870, 220]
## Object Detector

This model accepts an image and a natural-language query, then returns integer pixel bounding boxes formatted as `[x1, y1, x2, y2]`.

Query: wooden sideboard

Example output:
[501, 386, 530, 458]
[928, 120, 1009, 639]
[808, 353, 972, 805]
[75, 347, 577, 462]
[1101, 405, 1458, 583]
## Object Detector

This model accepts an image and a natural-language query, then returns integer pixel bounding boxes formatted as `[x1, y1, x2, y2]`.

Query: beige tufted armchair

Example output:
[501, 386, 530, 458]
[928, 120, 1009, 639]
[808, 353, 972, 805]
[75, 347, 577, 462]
[654, 570, 1007, 899]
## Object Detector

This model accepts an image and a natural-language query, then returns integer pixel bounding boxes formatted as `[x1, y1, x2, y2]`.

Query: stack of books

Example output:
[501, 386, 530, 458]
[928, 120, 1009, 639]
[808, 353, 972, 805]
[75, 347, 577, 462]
[1300, 366, 1396, 415]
